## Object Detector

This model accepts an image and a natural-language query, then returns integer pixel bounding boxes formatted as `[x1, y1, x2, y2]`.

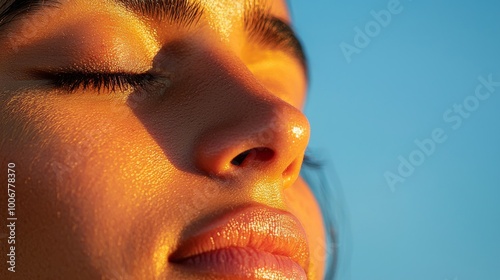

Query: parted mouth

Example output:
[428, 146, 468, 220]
[169, 204, 310, 279]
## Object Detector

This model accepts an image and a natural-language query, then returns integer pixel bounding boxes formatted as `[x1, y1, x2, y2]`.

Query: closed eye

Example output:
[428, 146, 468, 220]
[33, 70, 157, 94]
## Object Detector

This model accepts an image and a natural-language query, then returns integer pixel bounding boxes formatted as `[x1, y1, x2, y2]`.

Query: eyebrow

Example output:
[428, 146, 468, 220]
[0, 0, 204, 29]
[0, 0, 60, 29]
[116, 0, 204, 27]
[0, 0, 308, 76]
[244, 1, 308, 78]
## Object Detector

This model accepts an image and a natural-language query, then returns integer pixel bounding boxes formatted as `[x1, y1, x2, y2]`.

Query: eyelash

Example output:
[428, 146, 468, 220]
[41, 71, 156, 93]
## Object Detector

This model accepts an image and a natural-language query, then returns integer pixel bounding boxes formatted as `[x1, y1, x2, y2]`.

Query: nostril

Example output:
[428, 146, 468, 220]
[230, 148, 274, 166]
[231, 150, 251, 166]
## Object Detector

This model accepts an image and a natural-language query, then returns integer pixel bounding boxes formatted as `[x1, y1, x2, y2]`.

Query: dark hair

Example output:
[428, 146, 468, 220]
[303, 151, 347, 280]
[285, 0, 343, 276]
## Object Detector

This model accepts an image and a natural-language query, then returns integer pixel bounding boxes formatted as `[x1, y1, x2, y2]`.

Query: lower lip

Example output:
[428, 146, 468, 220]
[171, 247, 307, 280]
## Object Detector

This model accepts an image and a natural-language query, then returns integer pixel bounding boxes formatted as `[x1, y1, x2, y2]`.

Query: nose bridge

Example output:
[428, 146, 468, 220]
[190, 46, 310, 187]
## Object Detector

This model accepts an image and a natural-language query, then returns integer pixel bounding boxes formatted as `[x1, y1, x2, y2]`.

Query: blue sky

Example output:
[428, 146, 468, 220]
[290, 0, 500, 279]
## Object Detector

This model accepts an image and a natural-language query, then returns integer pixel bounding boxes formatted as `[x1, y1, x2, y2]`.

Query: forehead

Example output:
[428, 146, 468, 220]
[0, 0, 291, 25]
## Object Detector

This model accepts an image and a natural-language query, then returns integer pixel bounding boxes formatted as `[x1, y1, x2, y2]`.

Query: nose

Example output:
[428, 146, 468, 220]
[193, 50, 310, 189]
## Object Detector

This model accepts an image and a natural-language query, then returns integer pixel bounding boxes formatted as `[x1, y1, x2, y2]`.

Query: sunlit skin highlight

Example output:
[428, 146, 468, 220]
[0, 0, 326, 279]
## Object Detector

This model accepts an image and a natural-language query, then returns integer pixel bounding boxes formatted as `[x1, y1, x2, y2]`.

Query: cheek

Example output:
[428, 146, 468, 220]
[284, 177, 327, 279]
[0, 96, 188, 276]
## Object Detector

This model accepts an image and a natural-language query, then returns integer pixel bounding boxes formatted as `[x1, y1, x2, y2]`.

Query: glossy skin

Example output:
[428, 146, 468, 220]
[0, 0, 326, 279]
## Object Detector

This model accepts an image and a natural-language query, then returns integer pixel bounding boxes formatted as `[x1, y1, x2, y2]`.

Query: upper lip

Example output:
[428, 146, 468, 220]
[169, 204, 310, 271]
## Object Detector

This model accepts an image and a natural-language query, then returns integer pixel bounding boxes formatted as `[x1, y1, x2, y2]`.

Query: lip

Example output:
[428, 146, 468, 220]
[169, 204, 310, 279]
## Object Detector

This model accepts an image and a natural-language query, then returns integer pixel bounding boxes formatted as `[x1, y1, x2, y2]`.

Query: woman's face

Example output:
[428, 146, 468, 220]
[0, 0, 326, 279]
